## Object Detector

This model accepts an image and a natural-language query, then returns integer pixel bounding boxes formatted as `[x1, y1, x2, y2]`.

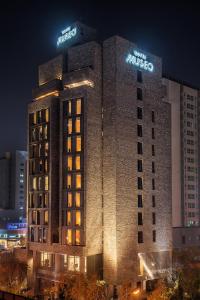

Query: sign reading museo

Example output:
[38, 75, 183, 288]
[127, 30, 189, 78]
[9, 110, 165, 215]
[126, 50, 154, 72]
[57, 26, 77, 47]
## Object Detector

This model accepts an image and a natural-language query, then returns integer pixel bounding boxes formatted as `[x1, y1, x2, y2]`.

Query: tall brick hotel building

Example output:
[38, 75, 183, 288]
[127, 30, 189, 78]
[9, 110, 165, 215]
[27, 21, 173, 292]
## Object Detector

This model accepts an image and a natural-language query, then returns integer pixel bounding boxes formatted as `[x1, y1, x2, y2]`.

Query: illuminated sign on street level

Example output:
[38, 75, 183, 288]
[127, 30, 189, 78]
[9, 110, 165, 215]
[57, 26, 77, 47]
[126, 50, 154, 72]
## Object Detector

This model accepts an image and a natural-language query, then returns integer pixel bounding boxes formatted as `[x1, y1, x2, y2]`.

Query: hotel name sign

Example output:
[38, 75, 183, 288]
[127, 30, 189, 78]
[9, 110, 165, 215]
[57, 26, 77, 47]
[126, 50, 154, 72]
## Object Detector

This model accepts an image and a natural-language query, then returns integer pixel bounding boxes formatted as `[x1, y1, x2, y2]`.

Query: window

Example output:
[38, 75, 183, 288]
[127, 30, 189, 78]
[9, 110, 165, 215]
[45, 176, 49, 191]
[67, 156, 73, 171]
[39, 126, 43, 140]
[152, 145, 155, 156]
[137, 142, 143, 155]
[68, 256, 80, 271]
[75, 117, 81, 133]
[75, 155, 81, 170]
[38, 111, 42, 123]
[137, 160, 143, 172]
[33, 112, 37, 124]
[153, 230, 156, 242]
[68, 118, 72, 134]
[138, 212, 143, 225]
[137, 125, 143, 137]
[152, 111, 155, 123]
[138, 231, 143, 243]
[152, 162, 155, 173]
[32, 211, 36, 224]
[76, 99, 81, 114]
[76, 174, 82, 189]
[45, 143, 49, 157]
[68, 101, 72, 115]
[45, 109, 49, 123]
[40, 252, 54, 268]
[31, 128, 36, 142]
[67, 192, 72, 207]
[33, 177, 37, 190]
[38, 228, 42, 242]
[67, 174, 72, 189]
[76, 136, 82, 152]
[182, 236, 186, 244]
[137, 70, 142, 83]
[67, 137, 72, 153]
[152, 128, 155, 139]
[75, 192, 81, 207]
[152, 195, 155, 207]
[137, 88, 143, 100]
[67, 211, 71, 226]
[45, 159, 48, 173]
[43, 125, 48, 140]
[75, 230, 81, 245]
[152, 178, 155, 190]
[38, 194, 43, 208]
[63, 254, 68, 268]
[44, 193, 48, 208]
[152, 212, 156, 225]
[138, 177, 143, 190]
[30, 227, 34, 242]
[44, 211, 48, 225]
[137, 107, 143, 119]
[43, 228, 47, 243]
[66, 229, 72, 245]
[138, 195, 143, 208]
[75, 211, 81, 226]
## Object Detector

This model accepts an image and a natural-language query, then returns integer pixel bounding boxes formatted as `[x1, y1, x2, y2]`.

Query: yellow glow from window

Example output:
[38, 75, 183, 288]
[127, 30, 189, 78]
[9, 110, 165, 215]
[64, 80, 94, 89]
[67, 192, 72, 207]
[76, 174, 81, 189]
[44, 211, 48, 225]
[66, 229, 72, 245]
[68, 118, 72, 134]
[75, 117, 81, 133]
[76, 99, 81, 114]
[35, 90, 59, 101]
[67, 137, 71, 152]
[75, 211, 81, 226]
[75, 192, 81, 207]
[43, 125, 48, 139]
[33, 177, 37, 190]
[68, 101, 72, 115]
[67, 156, 72, 171]
[67, 174, 72, 188]
[75, 230, 81, 245]
[45, 159, 48, 173]
[45, 143, 49, 156]
[76, 136, 81, 152]
[45, 109, 49, 122]
[67, 211, 71, 225]
[75, 155, 81, 170]
[33, 112, 37, 124]
[45, 176, 49, 191]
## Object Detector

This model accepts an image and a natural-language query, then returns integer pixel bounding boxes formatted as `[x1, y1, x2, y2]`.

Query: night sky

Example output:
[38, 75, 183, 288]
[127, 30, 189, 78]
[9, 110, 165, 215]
[0, 1, 200, 153]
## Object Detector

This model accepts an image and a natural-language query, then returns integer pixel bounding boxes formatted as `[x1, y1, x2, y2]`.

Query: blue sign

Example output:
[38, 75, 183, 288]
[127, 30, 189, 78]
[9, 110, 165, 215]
[7, 223, 27, 230]
[126, 50, 154, 72]
[57, 26, 77, 47]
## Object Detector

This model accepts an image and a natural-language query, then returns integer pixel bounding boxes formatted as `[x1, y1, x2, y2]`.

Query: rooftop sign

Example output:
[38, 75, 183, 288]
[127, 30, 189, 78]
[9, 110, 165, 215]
[57, 26, 77, 47]
[126, 50, 154, 72]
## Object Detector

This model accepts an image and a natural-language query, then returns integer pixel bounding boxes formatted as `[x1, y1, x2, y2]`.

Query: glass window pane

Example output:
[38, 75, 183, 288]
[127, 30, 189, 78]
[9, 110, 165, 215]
[75, 117, 81, 133]
[66, 229, 72, 245]
[76, 174, 81, 189]
[67, 156, 72, 171]
[76, 136, 81, 152]
[76, 99, 81, 114]
[75, 192, 81, 207]
[75, 211, 81, 226]
[75, 155, 81, 170]
[68, 118, 72, 134]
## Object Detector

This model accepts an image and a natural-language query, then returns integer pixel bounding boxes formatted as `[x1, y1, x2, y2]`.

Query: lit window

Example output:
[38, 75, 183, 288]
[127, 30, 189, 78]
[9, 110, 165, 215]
[75, 117, 81, 133]
[67, 211, 71, 226]
[75, 192, 81, 207]
[40, 252, 54, 268]
[68, 256, 80, 272]
[67, 156, 73, 171]
[32, 211, 36, 224]
[63, 254, 68, 268]
[66, 229, 72, 245]
[38, 177, 42, 190]
[44, 211, 48, 225]
[33, 112, 37, 124]
[43, 228, 47, 243]
[44, 193, 48, 208]
[39, 126, 43, 140]
[45, 159, 48, 173]
[32, 128, 36, 141]
[75, 230, 81, 245]
[76, 136, 82, 152]
[33, 177, 37, 190]
[68, 118, 72, 134]
[76, 99, 81, 114]
[75, 211, 81, 226]
[45, 176, 49, 191]
[75, 155, 81, 170]
[67, 174, 72, 189]
[67, 192, 72, 207]
[43, 125, 48, 139]
[68, 101, 72, 115]
[67, 137, 72, 152]
[45, 143, 49, 156]
[45, 109, 49, 122]
[76, 174, 81, 189]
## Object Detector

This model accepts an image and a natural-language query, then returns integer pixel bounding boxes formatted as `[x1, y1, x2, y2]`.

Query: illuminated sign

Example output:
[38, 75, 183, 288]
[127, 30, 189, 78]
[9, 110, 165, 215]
[126, 50, 154, 72]
[57, 26, 77, 47]
[7, 223, 27, 230]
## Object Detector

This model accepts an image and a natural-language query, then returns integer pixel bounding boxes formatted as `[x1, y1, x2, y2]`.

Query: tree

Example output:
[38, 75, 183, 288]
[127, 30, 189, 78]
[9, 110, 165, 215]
[0, 252, 28, 294]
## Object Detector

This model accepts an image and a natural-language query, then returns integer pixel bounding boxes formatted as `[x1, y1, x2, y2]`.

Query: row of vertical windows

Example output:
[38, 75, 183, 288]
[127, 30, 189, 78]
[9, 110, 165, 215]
[137, 142, 155, 156]
[30, 109, 49, 125]
[67, 99, 82, 116]
[67, 155, 81, 170]
[66, 174, 82, 189]
[30, 143, 49, 158]
[67, 118, 81, 134]
[67, 192, 81, 207]
[66, 229, 81, 245]
[31, 125, 48, 142]
[138, 212, 156, 226]
[66, 210, 82, 226]
[137, 195, 156, 208]
[138, 230, 156, 243]
[32, 176, 49, 191]
[66, 136, 82, 152]
[29, 193, 48, 208]
[30, 227, 48, 243]
[31, 210, 48, 225]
